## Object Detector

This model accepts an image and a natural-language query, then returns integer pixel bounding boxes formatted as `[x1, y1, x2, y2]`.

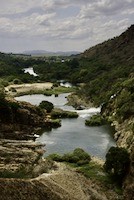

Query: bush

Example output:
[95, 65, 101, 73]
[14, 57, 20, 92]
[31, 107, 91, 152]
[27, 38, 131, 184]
[13, 78, 21, 84]
[48, 148, 91, 166]
[104, 147, 130, 184]
[39, 100, 54, 113]
[73, 148, 91, 161]
[47, 154, 63, 162]
[50, 119, 61, 128]
[77, 159, 89, 166]
[85, 114, 105, 126]
[51, 108, 78, 119]
[62, 153, 80, 163]
[8, 101, 20, 111]
[0, 80, 9, 87]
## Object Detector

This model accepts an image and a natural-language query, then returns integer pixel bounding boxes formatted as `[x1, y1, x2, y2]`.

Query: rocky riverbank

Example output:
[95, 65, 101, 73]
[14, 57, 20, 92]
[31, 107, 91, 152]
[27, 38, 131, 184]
[0, 139, 47, 178]
[67, 93, 93, 109]
[102, 100, 134, 200]
[0, 97, 61, 140]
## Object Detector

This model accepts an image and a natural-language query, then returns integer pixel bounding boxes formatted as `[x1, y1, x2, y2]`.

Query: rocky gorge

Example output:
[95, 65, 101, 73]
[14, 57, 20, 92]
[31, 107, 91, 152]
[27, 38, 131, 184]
[102, 95, 134, 200]
[0, 91, 123, 200]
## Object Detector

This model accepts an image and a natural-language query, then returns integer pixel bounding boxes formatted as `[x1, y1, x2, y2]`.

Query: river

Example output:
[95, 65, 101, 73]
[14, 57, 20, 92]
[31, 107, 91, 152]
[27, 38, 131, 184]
[15, 93, 116, 159]
[23, 67, 38, 76]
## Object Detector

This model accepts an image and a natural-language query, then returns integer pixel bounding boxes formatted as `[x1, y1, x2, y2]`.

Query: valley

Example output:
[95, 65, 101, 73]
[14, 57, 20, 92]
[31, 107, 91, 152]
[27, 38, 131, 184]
[0, 25, 133, 200]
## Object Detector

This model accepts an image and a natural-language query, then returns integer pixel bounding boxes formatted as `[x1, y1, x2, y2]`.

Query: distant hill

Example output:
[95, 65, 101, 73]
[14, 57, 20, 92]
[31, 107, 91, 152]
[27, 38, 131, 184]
[23, 50, 80, 56]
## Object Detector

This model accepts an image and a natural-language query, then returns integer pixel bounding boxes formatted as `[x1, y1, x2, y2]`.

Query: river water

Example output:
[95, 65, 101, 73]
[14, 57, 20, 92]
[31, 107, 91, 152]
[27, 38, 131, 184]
[15, 93, 115, 159]
[23, 67, 38, 76]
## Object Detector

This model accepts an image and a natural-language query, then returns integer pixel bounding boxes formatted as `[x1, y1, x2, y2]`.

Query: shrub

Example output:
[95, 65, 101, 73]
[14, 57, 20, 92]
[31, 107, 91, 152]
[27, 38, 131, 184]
[53, 83, 59, 87]
[0, 80, 9, 87]
[73, 148, 91, 161]
[104, 147, 130, 184]
[47, 154, 63, 162]
[85, 114, 105, 126]
[51, 108, 78, 119]
[62, 153, 80, 163]
[13, 78, 21, 84]
[48, 148, 91, 166]
[39, 100, 54, 113]
[8, 101, 20, 111]
[77, 159, 89, 166]
[50, 119, 61, 128]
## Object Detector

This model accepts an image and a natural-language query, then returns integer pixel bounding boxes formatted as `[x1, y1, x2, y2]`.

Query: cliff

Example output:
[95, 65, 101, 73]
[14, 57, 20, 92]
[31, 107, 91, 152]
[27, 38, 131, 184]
[101, 86, 134, 200]
[0, 139, 47, 178]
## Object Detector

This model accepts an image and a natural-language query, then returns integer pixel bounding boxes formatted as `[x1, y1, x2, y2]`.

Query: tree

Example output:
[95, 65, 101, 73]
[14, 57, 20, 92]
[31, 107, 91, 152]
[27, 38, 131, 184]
[39, 101, 54, 113]
[104, 147, 130, 183]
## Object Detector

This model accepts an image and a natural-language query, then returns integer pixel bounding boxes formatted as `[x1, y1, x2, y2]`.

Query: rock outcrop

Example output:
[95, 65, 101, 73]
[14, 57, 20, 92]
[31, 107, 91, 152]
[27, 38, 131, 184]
[0, 139, 46, 178]
[0, 97, 60, 140]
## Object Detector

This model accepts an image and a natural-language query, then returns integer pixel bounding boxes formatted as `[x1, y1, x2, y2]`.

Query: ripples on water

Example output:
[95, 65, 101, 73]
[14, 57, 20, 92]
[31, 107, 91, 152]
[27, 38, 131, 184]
[15, 93, 116, 159]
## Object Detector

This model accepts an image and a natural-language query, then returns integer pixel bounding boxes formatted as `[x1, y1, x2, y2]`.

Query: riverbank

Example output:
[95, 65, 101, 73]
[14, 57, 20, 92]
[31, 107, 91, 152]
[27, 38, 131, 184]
[5, 83, 76, 97]
[5, 82, 53, 96]
[67, 93, 94, 109]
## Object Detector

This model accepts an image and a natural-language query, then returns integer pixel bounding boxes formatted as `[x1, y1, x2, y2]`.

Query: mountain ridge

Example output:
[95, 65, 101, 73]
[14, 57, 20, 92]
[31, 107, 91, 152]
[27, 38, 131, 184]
[23, 50, 80, 56]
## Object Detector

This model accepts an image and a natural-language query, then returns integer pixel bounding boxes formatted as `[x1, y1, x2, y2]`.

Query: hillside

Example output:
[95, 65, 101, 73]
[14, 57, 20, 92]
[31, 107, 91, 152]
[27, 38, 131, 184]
[78, 25, 134, 200]
[76, 25, 134, 105]
[81, 25, 134, 66]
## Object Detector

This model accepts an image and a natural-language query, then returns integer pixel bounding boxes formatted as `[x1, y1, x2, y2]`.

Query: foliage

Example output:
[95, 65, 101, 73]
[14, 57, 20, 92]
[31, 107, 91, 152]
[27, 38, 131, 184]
[85, 114, 105, 126]
[13, 78, 22, 84]
[43, 86, 75, 96]
[0, 86, 5, 100]
[0, 165, 31, 179]
[51, 108, 78, 118]
[104, 147, 130, 184]
[50, 119, 61, 128]
[39, 100, 54, 113]
[48, 148, 91, 165]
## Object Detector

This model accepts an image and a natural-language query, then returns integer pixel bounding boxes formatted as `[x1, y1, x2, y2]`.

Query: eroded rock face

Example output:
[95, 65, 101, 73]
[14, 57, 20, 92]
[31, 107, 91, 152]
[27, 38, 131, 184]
[0, 98, 58, 140]
[0, 139, 46, 178]
[101, 98, 134, 200]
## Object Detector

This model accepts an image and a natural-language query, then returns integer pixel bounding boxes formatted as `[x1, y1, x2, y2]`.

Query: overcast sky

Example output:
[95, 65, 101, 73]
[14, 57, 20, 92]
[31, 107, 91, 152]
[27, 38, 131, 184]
[0, 0, 133, 53]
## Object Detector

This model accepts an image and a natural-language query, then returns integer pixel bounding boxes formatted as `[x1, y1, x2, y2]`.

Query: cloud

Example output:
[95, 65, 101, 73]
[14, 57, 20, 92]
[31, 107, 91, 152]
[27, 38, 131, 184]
[0, 0, 133, 52]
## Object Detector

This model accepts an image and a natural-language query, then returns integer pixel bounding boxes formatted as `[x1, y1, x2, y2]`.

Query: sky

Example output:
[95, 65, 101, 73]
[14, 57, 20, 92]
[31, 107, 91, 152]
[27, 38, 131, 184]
[0, 0, 133, 53]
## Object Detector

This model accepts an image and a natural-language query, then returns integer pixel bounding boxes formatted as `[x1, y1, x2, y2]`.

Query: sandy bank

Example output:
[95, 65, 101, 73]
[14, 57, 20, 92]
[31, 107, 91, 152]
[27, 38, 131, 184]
[5, 82, 53, 96]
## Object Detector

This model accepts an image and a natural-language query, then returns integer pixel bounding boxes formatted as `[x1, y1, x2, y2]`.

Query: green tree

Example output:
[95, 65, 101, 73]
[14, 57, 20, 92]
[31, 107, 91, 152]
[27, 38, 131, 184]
[104, 147, 130, 184]
[39, 101, 54, 113]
